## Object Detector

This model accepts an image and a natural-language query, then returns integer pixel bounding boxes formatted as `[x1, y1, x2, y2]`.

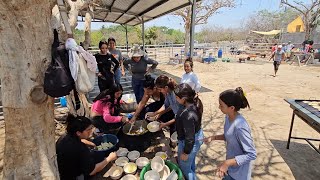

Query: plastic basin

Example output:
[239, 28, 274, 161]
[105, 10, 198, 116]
[140, 160, 184, 180]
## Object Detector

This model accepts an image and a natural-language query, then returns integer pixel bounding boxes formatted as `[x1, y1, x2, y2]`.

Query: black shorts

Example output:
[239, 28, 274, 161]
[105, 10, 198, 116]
[273, 61, 280, 70]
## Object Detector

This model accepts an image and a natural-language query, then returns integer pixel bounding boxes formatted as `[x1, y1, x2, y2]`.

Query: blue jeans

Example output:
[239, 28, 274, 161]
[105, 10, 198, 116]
[131, 78, 144, 103]
[114, 68, 121, 85]
[178, 129, 204, 180]
[222, 173, 235, 180]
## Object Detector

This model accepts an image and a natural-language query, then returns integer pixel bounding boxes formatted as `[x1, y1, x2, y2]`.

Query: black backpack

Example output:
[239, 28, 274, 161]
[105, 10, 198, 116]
[44, 29, 74, 97]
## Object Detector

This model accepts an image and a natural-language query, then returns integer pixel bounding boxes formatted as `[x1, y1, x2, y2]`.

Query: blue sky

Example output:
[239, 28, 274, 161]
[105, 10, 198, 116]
[77, 0, 284, 32]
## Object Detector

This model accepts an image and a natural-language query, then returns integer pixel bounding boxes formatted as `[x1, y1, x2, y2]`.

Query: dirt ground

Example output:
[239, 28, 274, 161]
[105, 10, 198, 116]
[0, 57, 319, 179]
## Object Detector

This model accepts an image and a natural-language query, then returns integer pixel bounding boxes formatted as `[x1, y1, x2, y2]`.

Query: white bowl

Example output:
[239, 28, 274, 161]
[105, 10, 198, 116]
[109, 166, 124, 180]
[121, 174, 137, 180]
[117, 148, 129, 157]
[151, 156, 164, 173]
[155, 152, 168, 160]
[115, 157, 129, 167]
[144, 170, 161, 180]
[123, 162, 137, 174]
[147, 121, 160, 132]
[127, 150, 140, 162]
[145, 112, 157, 121]
[136, 157, 150, 169]
[160, 165, 170, 180]
[170, 132, 178, 143]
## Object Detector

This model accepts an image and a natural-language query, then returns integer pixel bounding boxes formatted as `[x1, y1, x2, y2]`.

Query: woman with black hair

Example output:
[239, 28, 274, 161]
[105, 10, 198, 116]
[204, 87, 256, 180]
[91, 83, 129, 134]
[130, 75, 174, 122]
[95, 40, 119, 92]
[174, 83, 204, 180]
[56, 114, 117, 180]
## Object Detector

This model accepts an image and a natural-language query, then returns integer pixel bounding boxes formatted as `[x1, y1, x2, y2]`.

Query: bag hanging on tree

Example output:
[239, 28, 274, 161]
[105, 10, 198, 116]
[75, 54, 96, 93]
[44, 29, 74, 97]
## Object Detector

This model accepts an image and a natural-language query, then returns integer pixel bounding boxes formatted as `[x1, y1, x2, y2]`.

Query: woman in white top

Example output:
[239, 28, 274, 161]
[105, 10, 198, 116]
[180, 59, 201, 93]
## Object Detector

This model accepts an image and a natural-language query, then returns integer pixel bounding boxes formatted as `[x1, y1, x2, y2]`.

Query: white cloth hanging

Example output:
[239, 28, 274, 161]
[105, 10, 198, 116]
[77, 46, 97, 72]
[65, 38, 79, 81]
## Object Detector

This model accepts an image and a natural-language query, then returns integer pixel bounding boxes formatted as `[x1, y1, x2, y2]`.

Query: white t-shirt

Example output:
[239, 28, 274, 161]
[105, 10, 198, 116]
[180, 72, 201, 92]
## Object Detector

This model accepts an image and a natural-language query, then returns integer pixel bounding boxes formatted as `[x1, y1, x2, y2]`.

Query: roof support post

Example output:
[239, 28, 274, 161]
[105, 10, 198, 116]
[125, 25, 129, 53]
[189, 0, 196, 59]
[142, 17, 145, 51]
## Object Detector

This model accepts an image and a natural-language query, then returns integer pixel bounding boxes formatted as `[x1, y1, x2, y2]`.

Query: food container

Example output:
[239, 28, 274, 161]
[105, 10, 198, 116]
[151, 156, 164, 173]
[145, 112, 157, 121]
[159, 165, 170, 180]
[144, 170, 161, 180]
[127, 150, 140, 162]
[123, 120, 148, 136]
[123, 162, 137, 174]
[147, 121, 160, 133]
[121, 174, 137, 180]
[116, 148, 129, 157]
[92, 134, 119, 162]
[136, 157, 150, 169]
[155, 152, 168, 160]
[115, 157, 129, 167]
[109, 166, 124, 180]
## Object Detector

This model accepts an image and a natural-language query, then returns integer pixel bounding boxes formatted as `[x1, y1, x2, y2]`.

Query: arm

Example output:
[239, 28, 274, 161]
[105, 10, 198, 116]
[131, 93, 150, 121]
[145, 57, 158, 70]
[110, 55, 119, 73]
[281, 52, 285, 62]
[123, 58, 130, 70]
[102, 104, 122, 123]
[81, 139, 96, 147]
[119, 51, 125, 75]
[182, 112, 196, 154]
[90, 152, 117, 175]
[203, 134, 225, 144]
[233, 127, 257, 166]
[192, 74, 201, 93]
[269, 52, 275, 61]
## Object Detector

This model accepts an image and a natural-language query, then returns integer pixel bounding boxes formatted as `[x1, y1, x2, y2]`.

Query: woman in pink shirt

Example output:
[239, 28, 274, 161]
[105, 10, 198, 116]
[91, 84, 129, 134]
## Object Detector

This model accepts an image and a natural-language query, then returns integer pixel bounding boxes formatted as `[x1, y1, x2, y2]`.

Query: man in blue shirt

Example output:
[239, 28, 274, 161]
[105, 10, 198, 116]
[269, 45, 285, 77]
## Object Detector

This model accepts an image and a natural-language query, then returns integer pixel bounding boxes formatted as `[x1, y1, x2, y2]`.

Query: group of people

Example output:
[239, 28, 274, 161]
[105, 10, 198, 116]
[56, 38, 257, 180]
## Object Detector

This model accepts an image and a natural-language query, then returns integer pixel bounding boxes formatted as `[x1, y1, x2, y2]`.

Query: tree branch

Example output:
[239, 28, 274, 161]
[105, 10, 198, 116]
[281, 0, 305, 14]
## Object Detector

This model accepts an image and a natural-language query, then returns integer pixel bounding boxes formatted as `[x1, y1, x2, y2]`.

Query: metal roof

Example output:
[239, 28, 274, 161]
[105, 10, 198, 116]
[78, 0, 195, 26]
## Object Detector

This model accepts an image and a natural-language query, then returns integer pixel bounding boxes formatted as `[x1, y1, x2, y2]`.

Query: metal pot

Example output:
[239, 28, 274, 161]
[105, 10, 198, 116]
[122, 120, 148, 136]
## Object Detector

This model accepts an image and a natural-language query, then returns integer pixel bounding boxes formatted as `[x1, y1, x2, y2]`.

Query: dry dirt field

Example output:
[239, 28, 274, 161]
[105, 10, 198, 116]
[0, 58, 319, 180]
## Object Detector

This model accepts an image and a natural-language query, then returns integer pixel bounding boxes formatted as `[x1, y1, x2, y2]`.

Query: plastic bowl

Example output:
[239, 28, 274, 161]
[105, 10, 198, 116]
[151, 156, 164, 173]
[117, 148, 129, 157]
[121, 174, 137, 180]
[128, 150, 140, 162]
[170, 132, 178, 143]
[147, 121, 160, 133]
[136, 157, 150, 169]
[159, 165, 170, 180]
[123, 162, 137, 174]
[109, 166, 124, 180]
[144, 170, 161, 180]
[140, 160, 184, 180]
[155, 152, 168, 160]
[145, 112, 157, 121]
[115, 157, 129, 167]
[92, 134, 119, 162]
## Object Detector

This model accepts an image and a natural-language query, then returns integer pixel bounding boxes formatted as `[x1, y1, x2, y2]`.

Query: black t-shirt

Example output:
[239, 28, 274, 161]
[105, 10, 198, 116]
[95, 53, 119, 77]
[56, 134, 96, 180]
[176, 104, 202, 154]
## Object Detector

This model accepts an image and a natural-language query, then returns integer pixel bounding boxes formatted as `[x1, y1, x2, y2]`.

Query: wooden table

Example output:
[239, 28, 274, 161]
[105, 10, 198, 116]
[284, 99, 320, 154]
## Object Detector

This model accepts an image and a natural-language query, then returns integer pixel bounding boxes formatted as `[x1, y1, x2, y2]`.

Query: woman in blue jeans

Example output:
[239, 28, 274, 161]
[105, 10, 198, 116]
[174, 83, 204, 180]
[123, 45, 158, 103]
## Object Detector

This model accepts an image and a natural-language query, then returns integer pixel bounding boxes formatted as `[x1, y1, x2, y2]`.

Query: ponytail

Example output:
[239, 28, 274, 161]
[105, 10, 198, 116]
[219, 87, 250, 111]
[155, 75, 177, 90]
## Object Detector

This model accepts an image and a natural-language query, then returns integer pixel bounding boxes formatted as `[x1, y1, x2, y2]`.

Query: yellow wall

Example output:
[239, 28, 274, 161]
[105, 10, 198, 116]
[287, 16, 305, 33]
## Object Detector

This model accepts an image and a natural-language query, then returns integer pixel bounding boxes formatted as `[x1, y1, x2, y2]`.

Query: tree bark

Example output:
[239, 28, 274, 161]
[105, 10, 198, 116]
[0, 0, 59, 179]
[83, 6, 93, 50]
[184, 7, 192, 56]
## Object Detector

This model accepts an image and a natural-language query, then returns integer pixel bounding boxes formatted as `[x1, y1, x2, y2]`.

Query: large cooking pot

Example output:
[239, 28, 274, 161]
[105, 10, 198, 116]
[122, 120, 148, 136]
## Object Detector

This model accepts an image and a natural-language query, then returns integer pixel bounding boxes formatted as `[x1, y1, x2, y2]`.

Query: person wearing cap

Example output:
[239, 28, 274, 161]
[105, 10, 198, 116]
[123, 45, 158, 103]
[269, 45, 285, 77]
[108, 37, 125, 85]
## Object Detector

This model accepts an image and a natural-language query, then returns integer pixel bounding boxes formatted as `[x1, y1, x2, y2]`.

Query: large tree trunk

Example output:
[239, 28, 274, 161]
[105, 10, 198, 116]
[183, 7, 192, 56]
[0, 0, 59, 179]
[83, 6, 93, 50]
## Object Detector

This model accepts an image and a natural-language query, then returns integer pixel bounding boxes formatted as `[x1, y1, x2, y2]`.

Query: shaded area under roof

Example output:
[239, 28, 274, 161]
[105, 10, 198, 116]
[78, 0, 199, 26]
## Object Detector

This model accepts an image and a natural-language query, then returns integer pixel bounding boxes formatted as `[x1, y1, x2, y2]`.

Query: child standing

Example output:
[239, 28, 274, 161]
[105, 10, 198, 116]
[174, 83, 204, 180]
[204, 87, 256, 180]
